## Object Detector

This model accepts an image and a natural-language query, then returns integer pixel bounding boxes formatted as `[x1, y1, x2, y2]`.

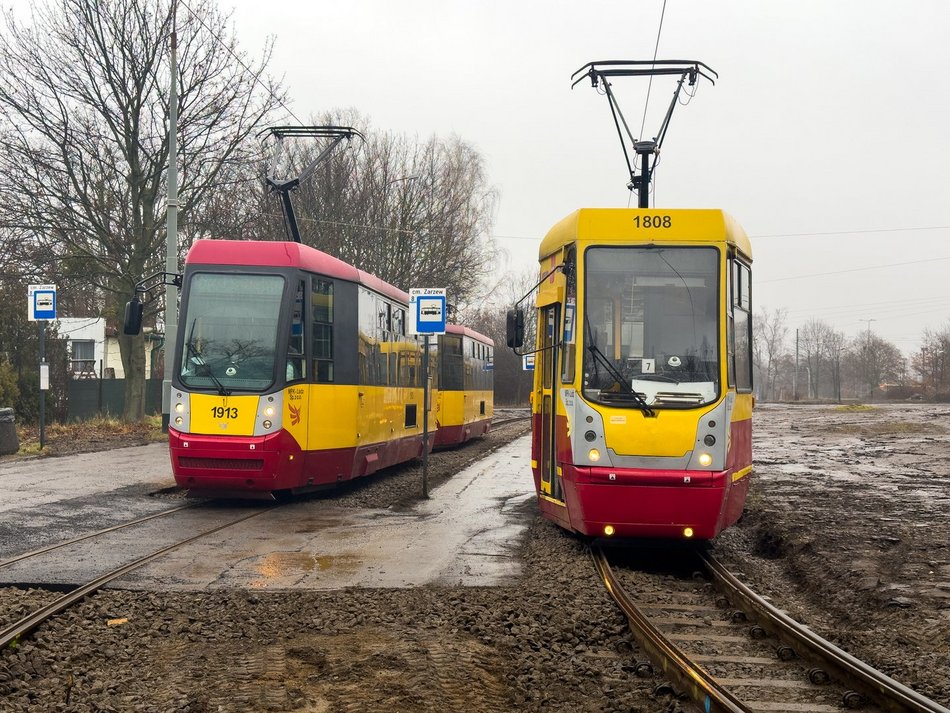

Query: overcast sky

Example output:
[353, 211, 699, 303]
[15, 0, 949, 355]
[231, 0, 950, 356]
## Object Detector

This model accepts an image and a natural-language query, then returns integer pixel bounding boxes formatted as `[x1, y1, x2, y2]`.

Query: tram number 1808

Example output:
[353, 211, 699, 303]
[633, 215, 672, 229]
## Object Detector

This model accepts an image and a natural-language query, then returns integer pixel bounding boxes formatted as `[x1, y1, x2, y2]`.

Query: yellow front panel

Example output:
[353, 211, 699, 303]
[189, 394, 259, 436]
[602, 407, 699, 457]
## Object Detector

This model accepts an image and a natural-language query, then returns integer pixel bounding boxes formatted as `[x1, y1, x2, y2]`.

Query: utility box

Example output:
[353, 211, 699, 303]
[0, 408, 17, 455]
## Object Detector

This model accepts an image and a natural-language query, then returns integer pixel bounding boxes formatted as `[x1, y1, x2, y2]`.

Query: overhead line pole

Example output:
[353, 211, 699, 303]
[162, 9, 179, 432]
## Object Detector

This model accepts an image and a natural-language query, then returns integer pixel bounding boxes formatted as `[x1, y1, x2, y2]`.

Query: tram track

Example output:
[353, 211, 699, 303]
[0, 504, 278, 650]
[593, 546, 950, 713]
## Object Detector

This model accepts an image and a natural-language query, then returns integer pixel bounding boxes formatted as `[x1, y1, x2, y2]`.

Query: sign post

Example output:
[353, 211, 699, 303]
[408, 288, 447, 498]
[28, 284, 57, 450]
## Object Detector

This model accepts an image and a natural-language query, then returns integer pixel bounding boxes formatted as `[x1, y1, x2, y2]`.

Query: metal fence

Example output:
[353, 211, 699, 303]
[66, 378, 163, 421]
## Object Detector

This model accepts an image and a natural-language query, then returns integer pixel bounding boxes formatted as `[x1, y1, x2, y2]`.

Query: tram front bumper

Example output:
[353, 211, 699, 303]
[169, 427, 304, 492]
[562, 464, 748, 540]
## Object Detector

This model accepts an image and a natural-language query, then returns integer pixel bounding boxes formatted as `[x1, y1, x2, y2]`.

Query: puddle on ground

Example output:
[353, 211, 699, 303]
[250, 551, 363, 587]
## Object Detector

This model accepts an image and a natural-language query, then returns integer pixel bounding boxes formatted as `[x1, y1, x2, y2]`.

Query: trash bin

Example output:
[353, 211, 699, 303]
[0, 408, 17, 455]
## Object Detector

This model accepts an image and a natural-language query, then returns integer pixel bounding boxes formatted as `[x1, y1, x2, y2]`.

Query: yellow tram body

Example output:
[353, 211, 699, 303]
[529, 208, 753, 539]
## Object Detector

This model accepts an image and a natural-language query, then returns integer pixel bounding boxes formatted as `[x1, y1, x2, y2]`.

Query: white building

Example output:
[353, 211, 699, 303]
[58, 317, 162, 379]
[58, 317, 107, 378]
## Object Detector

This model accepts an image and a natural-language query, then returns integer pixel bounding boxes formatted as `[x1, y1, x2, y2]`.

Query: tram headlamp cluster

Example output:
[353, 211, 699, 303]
[588, 448, 601, 462]
[698, 453, 713, 467]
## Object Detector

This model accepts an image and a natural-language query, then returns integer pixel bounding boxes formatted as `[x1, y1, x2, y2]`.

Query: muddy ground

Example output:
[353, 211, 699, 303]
[1, 403, 948, 711]
[714, 402, 950, 705]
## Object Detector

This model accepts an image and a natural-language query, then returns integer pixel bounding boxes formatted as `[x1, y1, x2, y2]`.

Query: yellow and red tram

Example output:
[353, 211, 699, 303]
[513, 208, 753, 540]
[167, 239, 491, 496]
[433, 325, 494, 448]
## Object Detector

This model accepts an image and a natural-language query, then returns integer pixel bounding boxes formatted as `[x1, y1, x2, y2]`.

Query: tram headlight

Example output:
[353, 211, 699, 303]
[174, 403, 184, 413]
[703, 434, 716, 446]
[604, 525, 615, 536]
[588, 448, 601, 462]
[262, 419, 273, 429]
[698, 453, 713, 467]
[584, 430, 597, 442]
[174, 416, 183, 425]
[264, 405, 276, 417]
[683, 527, 694, 538]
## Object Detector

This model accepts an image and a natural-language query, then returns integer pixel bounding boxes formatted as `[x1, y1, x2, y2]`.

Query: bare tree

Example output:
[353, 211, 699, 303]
[752, 307, 789, 401]
[0, 0, 285, 419]
[825, 328, 846, 402]
[846, 331, 905, 401]
[249, 112, 498, 305]
[799, 319, 834, 399]
[912, 324, 950, 397]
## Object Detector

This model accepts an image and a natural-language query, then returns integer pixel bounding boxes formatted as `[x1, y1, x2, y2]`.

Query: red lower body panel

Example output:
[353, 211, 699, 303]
[551, 464, 749, 540]
[432, 418, 491, 448]
[169, 428, 425, 494]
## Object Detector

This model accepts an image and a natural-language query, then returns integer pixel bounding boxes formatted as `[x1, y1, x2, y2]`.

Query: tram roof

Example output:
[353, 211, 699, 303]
[186, 239, 410, 304]
[446, 323, 494, 347]
[538, 208, 752, 260]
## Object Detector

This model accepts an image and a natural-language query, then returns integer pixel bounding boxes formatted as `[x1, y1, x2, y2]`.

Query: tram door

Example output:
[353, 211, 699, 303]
[538, 305, 563, 501]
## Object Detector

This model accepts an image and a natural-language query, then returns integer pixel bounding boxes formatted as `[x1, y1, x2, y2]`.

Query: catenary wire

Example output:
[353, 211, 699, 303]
[638, 0, 669, 141]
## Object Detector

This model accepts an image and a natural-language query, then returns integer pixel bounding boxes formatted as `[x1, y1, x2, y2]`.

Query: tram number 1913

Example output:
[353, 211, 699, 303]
[633, 215, 672, 229]
[212, 406, 239, 419]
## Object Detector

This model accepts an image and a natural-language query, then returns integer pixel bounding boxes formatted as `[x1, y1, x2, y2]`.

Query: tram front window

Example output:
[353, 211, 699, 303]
[582, 246, 720, 408]
[179, 273, 285, 393]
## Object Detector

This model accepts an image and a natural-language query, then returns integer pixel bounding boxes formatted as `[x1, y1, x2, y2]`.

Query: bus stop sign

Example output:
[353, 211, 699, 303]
[28, 284, 57, 321]
[408, 288, 446, 335]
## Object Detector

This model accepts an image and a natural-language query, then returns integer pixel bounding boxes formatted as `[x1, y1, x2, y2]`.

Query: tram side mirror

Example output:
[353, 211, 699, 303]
[506, 307, 524, 350]
[123, 296, 144, 336]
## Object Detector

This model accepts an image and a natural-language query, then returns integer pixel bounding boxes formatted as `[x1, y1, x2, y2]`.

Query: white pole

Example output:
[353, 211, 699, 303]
[162, 11, 179, 431]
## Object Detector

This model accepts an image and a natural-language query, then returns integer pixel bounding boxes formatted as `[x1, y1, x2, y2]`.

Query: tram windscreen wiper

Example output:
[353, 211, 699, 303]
[185, 320, 230, 396]
[586, 343, 654, 417]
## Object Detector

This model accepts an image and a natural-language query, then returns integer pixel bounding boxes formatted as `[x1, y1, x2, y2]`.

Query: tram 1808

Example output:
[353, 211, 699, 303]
[508, 208, 753, 540]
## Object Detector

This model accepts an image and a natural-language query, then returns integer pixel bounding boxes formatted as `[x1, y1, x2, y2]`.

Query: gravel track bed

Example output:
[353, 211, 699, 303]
[0, 416, 676, 713]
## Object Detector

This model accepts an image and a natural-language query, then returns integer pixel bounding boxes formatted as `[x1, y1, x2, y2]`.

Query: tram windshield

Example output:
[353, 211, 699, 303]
[178, 273, 285, 393]
[582, 246, 720, 408]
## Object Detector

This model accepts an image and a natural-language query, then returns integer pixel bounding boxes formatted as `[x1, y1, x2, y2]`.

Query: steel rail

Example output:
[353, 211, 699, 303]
[490, 415, 531, 428]
[700, 551, 950, 713]
[591, 546, 752, 713]
[0, 506, 277, 650]
[0, 503, 195, 570]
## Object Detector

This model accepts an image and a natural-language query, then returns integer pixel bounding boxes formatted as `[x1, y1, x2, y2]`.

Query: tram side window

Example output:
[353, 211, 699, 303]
[311, 278, 333, 383]
[726, 263, 736, 388]
[441, 335, 464, 390]
[287, 280, 307, 382]
[733, 261, 753, 391]
[561, 247, 577, 383]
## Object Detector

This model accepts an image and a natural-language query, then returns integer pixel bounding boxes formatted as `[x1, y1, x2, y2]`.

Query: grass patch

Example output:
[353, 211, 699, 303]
[7, 415, 165, 459]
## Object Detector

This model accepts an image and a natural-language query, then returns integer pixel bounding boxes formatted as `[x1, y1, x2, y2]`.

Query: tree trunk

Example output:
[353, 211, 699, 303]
[119, 330, 147, 421]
